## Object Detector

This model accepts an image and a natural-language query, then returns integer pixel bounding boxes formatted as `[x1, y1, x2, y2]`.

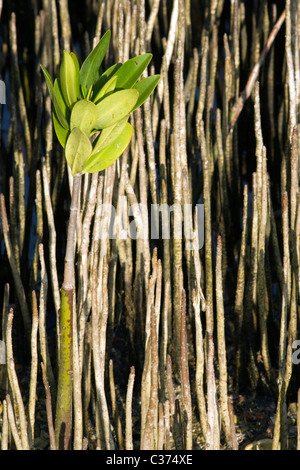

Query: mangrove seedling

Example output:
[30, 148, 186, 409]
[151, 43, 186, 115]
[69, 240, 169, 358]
[40, 29, 159, 449]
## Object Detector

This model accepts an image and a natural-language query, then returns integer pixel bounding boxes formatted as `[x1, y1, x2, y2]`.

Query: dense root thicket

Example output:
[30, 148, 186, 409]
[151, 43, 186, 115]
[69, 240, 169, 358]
[0, 0, 299, 450]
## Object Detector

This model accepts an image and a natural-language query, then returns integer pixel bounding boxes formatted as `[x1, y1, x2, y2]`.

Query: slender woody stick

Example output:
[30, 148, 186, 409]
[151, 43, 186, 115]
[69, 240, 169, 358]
[28, 291, 39, 447]
[55, 173, 81, 450]
[6, 394, 23, 450]
[41, 362, 56, 450]
[216, 236, 233, 447]
[125, 366, 135, 450]
[1, 399, 8, 450]
[180, 290, 193, 450]
[109, 359, 124, 449]
[6, 309, 30, 449]
[228, 9, 286, 132]
[0, 194, 31, 341]
[41, 157, 60, 351]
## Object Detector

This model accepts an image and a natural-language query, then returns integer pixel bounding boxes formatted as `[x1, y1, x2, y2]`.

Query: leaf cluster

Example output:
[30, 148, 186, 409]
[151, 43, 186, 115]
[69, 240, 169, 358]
[41, 30, 159, 175]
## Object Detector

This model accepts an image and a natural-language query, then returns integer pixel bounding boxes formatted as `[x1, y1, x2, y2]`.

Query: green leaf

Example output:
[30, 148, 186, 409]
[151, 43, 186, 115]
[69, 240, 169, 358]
[101, 62, 121, 80]
[91, 63, 122, 102]
[92, 115, 129, 153]
[82, 123, 133, 174]
[53, 111, 69, 148]
[54, 78, 70, 123]
[60, 50, 80, 108]
[40, 65, 69, 129]
[70, 99, 98, 136]
[114, 54, 153, 89]
[70, 52, 81, 99]
[95, 89, 139, 129]
[86, 85, 94, 101]
[80, 30, 111, 90]
[40, 64, 55, 99]
[81, 84, 88, 99]
[92, 75, 118, 104]
[131, 74, 160, 111]
[65, 127, 92, 175]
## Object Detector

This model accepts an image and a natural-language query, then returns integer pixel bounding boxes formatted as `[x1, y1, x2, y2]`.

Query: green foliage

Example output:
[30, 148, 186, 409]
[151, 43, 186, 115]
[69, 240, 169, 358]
[70, 100, 98, 136]
[79, 30, 111, 92]
[65, 128, 93, 175]
[92, 74, 118, 103]
[40, 65, 69, 129]
[60, 50, 80, 107]
[94, 89, 139, 129]
[92, 115, 129, 151]
[113, 54, 153, 89]
[40, 30, 159, 175]
[82, 123, 133, 174]
[132, 75, 160, 111]
[53, 111, 69, 147]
